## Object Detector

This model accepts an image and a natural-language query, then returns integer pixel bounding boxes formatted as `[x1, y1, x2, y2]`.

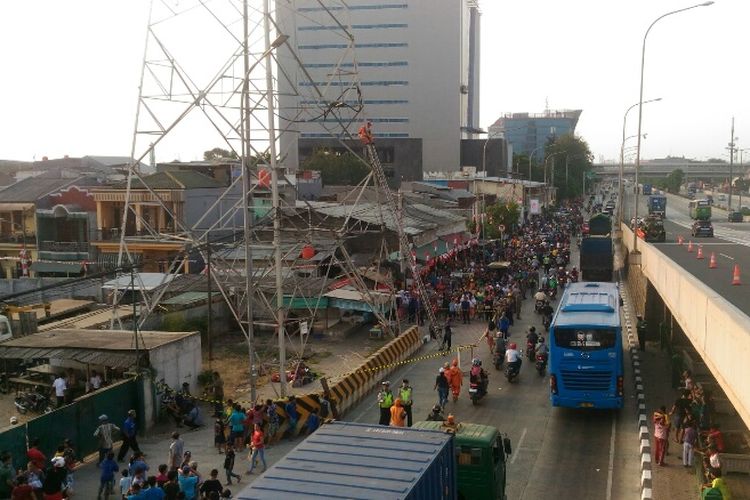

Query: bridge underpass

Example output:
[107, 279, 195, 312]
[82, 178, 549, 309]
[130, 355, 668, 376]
[619, 223, 750, 430]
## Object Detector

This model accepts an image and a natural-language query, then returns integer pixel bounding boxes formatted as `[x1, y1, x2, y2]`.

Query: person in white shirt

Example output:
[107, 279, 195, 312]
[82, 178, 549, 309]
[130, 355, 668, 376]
[52, 375, 67, 408]
[505, 343, 522, 374]
[89, 370, 102, 391]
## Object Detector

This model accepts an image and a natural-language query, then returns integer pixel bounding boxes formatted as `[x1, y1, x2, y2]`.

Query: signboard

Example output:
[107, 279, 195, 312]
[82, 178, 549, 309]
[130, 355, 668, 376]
[529, 198, 540, 215]
[300, 321, 309, 337]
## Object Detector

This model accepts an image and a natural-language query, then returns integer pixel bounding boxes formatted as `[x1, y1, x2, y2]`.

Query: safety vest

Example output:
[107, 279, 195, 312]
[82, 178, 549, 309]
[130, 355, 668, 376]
[399, 387, 413, 406]
[378, 390, 393, 409]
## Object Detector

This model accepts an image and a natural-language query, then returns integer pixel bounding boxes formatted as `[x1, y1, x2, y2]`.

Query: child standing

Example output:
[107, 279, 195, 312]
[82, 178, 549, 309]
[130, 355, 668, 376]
[214, 418, 227, 454]
[119, 469, 131, 498]
[223, 444, 241, 486]
[97, 451, 119, 499]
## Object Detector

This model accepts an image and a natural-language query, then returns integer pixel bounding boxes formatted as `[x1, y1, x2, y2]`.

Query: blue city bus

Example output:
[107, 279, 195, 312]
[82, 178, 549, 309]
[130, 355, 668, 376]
[549, 282, 623, 409]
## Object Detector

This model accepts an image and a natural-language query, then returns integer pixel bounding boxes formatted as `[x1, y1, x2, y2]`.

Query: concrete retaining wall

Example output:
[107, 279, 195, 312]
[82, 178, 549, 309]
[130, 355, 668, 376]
[621, 223, 750, 429]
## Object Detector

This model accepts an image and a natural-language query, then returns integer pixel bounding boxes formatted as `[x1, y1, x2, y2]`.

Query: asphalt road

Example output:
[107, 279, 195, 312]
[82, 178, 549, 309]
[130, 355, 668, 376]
[343, 295, 640, 499]
[624, 190, 750, 314]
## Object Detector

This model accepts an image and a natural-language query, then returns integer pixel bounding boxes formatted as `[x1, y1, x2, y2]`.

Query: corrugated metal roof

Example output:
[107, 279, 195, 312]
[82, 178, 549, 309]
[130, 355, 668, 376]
[160, 292, 218, 306]
[0, 176, 79, 203]
[115, 171, 224, 190]
[314, 202, 463, 236]
[102, 273, 176, 291]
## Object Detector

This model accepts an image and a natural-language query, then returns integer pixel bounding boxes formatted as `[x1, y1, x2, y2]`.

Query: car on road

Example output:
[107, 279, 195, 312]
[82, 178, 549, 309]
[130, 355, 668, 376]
[728, 211, 744, 222]
[691, 220, 714, 237]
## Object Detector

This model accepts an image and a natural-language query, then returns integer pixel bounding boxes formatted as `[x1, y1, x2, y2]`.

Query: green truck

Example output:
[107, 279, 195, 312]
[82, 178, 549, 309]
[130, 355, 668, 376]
[689, 199, 712, 220]
[413, 420, 511, 500]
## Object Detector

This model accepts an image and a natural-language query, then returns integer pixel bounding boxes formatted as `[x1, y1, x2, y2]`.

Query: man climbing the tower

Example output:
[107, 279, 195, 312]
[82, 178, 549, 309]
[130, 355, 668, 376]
[358, 120, 374, 145]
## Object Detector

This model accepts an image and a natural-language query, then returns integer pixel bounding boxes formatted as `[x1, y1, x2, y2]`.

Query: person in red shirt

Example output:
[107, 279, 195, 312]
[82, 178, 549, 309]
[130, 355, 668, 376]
[703, 425, 725, 453]
[10, 474, 34, 500]
[26, 439, 46, 471]
[246, 424, 266, 474]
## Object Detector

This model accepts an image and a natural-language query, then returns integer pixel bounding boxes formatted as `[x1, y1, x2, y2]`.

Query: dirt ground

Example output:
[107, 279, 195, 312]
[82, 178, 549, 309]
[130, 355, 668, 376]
[204, 323, 399, 404]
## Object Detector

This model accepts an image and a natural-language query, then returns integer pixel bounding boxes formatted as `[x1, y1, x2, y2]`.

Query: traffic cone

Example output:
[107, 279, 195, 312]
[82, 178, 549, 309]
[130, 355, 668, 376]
[687, 241, 694, 252]
[678, 235, 684, 245]
[709, 252, 717, 269]
[696, 245, 704, 260]
[732, 264, 741, 286]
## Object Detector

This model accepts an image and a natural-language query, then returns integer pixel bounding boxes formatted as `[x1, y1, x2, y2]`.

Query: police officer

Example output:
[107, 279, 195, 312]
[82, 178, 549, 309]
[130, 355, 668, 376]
[377, 381, 393, 426]
[636, 315, 647, 351]
[399, 379, 413, 427]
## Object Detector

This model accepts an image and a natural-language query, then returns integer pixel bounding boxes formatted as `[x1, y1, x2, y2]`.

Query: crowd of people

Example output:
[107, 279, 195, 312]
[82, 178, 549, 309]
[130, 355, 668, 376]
[380, 202, 586, 427]
[653, 368, 733, 499]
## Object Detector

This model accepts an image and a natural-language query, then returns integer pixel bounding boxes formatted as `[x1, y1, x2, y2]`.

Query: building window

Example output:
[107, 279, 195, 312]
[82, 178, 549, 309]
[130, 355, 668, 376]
[299, 23, 408, 31]
[298, 4, 408, 12]
[299, 81, 408, 87]
[300, 99, 409, 105]
[378, 147, 395, 164]
[300, 133, 410, 139]
[304, 61, 408, 68]
[299, 42, 408, 50]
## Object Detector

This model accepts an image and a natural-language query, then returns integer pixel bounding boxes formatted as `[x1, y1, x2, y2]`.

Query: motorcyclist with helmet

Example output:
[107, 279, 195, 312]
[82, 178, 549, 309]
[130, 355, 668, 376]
[493, 331, 507, 369]
[469, 358, 489, 397]
[535, 336, 549, 358]
[505, 342, 522, 376]
[526, 326, 539, 360]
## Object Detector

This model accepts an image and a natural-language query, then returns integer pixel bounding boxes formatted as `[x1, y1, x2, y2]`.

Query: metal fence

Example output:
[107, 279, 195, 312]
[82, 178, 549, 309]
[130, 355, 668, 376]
[0, 378, 139, 470]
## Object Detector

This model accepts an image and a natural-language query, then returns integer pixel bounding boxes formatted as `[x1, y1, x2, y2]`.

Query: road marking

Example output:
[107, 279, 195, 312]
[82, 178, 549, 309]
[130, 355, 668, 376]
[605, 414, 616, 500]
[720, 253, 735, 261]
[510, 427, 527, 464]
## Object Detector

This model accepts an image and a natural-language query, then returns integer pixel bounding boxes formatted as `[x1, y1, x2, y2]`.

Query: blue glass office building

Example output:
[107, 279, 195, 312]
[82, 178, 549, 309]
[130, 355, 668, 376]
[489, 110, 582, 157]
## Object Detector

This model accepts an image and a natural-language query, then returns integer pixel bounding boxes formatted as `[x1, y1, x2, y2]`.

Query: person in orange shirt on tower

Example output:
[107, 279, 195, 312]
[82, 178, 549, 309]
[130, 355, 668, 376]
[358, 121, 374, 145]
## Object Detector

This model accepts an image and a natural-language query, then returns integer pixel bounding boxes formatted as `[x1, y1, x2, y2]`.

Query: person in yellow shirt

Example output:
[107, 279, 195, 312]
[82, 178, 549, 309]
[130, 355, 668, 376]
[702, 469, 731, 500]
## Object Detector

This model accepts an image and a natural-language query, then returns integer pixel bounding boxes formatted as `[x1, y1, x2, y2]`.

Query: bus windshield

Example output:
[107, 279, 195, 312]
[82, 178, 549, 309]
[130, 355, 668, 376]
[553, 328, 617, 351]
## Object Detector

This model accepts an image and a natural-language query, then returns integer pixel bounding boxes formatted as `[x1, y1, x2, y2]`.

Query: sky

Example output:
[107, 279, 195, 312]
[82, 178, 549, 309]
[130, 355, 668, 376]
[0, 0, 748, 165]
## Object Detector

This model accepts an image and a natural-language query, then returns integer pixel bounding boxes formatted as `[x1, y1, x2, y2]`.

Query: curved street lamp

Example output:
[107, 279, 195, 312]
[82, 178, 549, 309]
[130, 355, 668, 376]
[633, 1, 714, 254]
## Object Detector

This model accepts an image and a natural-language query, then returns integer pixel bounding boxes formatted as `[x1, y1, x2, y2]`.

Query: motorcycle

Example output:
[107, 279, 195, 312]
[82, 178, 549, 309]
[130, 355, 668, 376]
[535, 353, 548, 376]
[526, 340, 536, 361]
[468, 376, 488, 405]
[493, 349, 505, 370]
[542, 313, 552, 332]
[14, 391, 52, 414]
[505, 360, 521, 383]
[547, 287, 557, 300]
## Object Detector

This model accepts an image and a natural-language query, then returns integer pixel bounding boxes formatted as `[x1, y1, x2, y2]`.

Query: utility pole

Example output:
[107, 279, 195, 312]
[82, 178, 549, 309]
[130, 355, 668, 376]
[131, 266, 140, 370]
[207, 233, 213, 371]
[728, 117, 736, 210]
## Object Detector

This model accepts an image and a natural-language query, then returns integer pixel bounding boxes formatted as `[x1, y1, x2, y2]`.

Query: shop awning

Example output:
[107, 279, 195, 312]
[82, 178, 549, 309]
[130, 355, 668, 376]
[30, 262, 82, 274]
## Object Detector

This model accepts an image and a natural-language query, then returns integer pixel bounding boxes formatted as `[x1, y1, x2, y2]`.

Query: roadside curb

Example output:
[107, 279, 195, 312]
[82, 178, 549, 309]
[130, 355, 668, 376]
[620, 281, 653, 500]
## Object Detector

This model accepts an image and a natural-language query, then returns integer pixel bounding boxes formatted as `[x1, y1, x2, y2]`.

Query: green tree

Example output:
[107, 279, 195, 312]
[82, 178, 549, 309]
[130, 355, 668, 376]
[541, 134, 593, 200]
[203, 147, 238, 161]
[666, 169, 684, 194]
[301, 148, 370, 186]
[469, 200, 520, 239]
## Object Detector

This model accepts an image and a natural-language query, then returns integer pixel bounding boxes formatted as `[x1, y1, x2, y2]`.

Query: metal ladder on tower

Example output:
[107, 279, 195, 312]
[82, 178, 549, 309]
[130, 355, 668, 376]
[364, 143, 442, 340]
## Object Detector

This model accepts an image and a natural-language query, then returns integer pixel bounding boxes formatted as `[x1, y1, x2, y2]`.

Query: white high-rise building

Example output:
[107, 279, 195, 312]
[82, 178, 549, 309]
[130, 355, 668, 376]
[277, 0, 481, 176]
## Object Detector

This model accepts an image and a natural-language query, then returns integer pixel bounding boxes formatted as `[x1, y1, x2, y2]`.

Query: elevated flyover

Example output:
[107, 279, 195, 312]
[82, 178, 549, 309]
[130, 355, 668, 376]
[621, 223, 750, 428]
[594, 160, 749, 179]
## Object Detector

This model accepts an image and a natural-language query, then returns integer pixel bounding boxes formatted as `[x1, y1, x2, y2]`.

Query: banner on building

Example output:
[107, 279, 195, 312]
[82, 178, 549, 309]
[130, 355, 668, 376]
[529, 198, 540, 215]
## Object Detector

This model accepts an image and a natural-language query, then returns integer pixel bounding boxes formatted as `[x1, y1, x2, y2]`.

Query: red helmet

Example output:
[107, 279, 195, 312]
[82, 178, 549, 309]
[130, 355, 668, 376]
[509, 342, 517, 349]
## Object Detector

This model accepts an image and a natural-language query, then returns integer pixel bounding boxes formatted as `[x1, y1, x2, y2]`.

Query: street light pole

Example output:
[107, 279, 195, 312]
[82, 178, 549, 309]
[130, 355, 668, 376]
[728, 117, 736, 210]
[620, 98, 661, 226]
[633, 1, 714, 255]
[528, 145, 545, 182]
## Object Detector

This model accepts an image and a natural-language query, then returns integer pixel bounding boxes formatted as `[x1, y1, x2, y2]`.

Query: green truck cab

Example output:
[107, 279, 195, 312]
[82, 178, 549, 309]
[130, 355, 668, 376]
[413, 420, 511, 500]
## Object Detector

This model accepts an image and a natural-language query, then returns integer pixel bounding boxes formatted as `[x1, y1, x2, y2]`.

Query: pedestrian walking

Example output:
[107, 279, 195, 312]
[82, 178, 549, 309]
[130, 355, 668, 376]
[440, 319, 453, 351]
[168, 432, 184, 471]
[93, 414, 120, 466]
[223, 444, 241, 486]
[683, 420, 697, 468]
[653, 406, 669, 466]
[376, 381, 394, 426]
[448, 359, 462, 403]
[97, 451, 119, 500]
[389, 399, 407, 427]
[52, 375, 67, 408]
[636, 315, 647, 352]
[246, 424, 267, 474]
[399, 379, 414, 427]
[117, 409, 141, 462]
[434, 368, 449, 409]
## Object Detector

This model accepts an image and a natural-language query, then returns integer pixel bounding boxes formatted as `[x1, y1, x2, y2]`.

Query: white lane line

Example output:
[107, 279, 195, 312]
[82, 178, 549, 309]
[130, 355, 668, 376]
[510, 427, 527, 464]
[720, 253, 735, 261]
[605, 414, 617, 500]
